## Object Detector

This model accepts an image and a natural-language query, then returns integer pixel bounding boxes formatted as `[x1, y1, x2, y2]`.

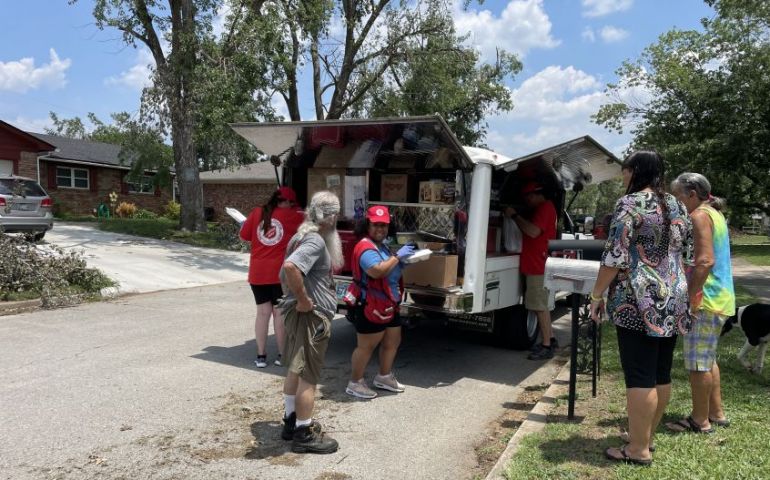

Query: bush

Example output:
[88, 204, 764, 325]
[0, 233, 114, 302]
[115, 202, 138, 218]
[134, 209, 159, 220]
[164, 200, 181, 220]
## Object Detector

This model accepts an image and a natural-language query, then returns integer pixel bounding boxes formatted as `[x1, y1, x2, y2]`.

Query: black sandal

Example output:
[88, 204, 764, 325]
[605, 446, 652, 466]
[666, 415, 715, 434]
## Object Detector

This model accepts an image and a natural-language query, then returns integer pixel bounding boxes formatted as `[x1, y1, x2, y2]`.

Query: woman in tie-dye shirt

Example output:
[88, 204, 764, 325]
[668, 172, 735, 434]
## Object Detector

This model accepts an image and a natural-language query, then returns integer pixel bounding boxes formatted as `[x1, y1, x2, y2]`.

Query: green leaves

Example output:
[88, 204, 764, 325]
[594, 0, 770, 223]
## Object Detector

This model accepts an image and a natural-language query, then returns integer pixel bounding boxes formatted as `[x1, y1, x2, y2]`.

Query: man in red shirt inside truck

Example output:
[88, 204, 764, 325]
[505, 182, 558, 360]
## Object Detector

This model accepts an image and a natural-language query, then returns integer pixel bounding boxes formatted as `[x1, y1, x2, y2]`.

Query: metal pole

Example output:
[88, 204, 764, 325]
[592, 317, 598, 397]
[568, 292, 580, 420]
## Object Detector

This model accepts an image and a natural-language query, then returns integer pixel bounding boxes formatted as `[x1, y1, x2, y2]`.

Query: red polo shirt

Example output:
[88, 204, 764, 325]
[520, 200, 557, 275]
[240, 206, 304, 285]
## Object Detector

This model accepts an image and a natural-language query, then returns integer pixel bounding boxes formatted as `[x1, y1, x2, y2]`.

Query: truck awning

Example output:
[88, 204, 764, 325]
[497, 136, 621, 190]
[230, 115, 481, 170]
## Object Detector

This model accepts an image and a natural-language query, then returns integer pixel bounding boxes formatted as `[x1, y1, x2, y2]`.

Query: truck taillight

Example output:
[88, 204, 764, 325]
[0, 197, 6, 206]
[41, 197, 53, 207]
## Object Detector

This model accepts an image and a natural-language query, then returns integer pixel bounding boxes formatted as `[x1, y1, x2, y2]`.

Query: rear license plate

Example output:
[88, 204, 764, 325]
[11, 203, 35, 211]
[335, 280, 351, 301]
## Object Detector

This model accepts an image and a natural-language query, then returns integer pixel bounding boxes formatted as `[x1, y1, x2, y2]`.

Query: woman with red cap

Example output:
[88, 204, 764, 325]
[240, 186, 304, 368]
[345, 205, 415, 399]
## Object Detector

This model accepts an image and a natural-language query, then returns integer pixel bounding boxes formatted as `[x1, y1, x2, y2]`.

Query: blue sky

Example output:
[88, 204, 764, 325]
[0, 0, 715, 158]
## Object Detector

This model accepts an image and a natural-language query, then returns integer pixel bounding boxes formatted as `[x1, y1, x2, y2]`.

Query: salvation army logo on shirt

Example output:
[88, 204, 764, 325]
[257, 218, 284, 246]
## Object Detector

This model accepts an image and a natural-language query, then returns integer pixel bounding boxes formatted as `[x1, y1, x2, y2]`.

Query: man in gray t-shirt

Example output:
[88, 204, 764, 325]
[280, 232, 336, 320]
[278, 191, 343, 455]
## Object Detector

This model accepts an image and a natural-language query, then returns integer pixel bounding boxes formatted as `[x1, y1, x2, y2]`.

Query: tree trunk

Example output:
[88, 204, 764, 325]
[170, 0, 206, 232]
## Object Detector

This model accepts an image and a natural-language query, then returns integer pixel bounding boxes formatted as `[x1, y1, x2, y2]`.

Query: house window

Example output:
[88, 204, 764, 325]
[127, 175, 154, 194]
[56, 167, 89, 189]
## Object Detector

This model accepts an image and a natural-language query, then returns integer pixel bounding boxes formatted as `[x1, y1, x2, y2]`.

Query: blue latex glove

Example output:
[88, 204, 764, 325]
[396, 244, 415, 261]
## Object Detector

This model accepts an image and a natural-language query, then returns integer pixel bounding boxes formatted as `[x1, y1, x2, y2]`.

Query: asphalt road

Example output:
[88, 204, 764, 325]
[45, 222, 249, 294]
[0, 282, 568, 480]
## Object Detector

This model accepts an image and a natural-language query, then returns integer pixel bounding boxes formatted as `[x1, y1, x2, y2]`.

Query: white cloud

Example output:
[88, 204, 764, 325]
[453, 0, 560, 61]
[487, 65, 629, 157]
[0, 49, 71, 93]
[7, 116, 53, 134]
[105, 49, 155, 90]
[582, 27, 596, 43]
[600, 25, 629, 43]
[582, 0, 633, 18]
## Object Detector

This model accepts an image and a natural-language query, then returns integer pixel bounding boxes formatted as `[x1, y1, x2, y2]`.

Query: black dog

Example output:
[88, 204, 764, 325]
[721, 304, 770, 374]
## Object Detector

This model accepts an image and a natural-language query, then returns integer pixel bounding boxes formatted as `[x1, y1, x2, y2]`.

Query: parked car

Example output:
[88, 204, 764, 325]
[0, 175, 54, 241]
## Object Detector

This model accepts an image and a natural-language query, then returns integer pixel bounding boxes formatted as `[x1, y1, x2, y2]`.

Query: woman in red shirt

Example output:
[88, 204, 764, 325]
[240, 186, 304, 368]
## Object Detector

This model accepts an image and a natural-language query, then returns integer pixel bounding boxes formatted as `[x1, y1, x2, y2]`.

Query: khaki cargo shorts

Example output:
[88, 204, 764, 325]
[283, 307, 332, 385]
[524, 274, 549, 312]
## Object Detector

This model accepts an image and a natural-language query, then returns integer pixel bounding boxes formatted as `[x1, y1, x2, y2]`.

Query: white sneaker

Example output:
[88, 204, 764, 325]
[345, 379, 377, 399]
[254, 356, 267, 368]
[373, 372, 405, 392]
[274, 355, 282, 367]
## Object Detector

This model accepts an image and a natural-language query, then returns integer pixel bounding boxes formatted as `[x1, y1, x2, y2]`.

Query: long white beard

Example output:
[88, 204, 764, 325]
[321, 229, 344, 271]
[296, 220, 344, 270]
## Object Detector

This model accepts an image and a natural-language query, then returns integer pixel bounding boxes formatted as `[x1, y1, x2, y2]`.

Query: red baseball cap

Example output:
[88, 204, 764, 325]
[521, 182, 543, 195]
[276, 186, 297, 203]
[366, 205, 390, 224]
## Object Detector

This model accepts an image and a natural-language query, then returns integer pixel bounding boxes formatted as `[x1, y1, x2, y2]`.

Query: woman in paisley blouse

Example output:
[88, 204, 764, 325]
[589, 150, 693, 466]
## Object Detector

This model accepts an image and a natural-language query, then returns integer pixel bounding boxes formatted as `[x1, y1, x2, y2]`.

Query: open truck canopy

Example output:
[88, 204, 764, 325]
[230, 115, 618, 191]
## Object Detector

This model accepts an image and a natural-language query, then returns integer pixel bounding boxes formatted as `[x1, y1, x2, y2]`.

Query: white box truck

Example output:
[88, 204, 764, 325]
[231, 116, 619, 349]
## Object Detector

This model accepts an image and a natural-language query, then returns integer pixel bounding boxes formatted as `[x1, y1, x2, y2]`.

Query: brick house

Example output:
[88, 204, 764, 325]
[200, 162, 280, 221]
[0, 120, 173, 216]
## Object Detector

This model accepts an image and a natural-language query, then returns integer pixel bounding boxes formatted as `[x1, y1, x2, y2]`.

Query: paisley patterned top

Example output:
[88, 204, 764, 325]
[601, 192, 694, 337]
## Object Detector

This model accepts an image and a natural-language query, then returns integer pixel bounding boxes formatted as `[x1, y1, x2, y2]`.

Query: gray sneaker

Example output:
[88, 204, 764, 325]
[373, 372, 405, 393]
[345, 379, 377, 399]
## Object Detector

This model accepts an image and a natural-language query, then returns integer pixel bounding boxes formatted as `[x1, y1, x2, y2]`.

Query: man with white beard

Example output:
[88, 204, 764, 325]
[278, 191, 342, 454]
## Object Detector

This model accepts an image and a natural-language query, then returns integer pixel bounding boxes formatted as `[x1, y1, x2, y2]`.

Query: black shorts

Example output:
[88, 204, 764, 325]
[250, 283, 283, 306]
[348, 304, 402, 334]
[616, 326, 678, 388]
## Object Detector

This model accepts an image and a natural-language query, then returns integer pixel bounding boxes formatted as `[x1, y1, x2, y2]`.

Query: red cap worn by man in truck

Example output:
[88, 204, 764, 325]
[521, 182, 543, 195]
[277, 186, 298, 203]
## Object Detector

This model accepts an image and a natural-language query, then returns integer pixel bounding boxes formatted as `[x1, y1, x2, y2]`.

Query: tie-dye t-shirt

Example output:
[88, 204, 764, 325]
[693, 205, 736, 317]
[601, 192, 694, 337]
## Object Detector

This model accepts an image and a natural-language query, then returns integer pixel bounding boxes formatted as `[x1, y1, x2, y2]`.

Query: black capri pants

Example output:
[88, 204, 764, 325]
[616, 326, 678, 388]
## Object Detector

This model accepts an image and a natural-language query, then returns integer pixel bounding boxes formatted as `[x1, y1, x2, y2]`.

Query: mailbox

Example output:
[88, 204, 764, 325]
[544, 257, 599, 295]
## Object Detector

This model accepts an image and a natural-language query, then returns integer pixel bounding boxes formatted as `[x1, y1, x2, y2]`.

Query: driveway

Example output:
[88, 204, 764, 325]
[45, 222, 249, 294]
[0, 282, 569, 480]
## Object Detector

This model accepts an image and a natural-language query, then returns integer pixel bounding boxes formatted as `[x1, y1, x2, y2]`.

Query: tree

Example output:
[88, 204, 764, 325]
[594, 0, 770, 223]
[223, 0, 519, 144]
[46, 111, 174, 187]
[75, 0, 218, 232]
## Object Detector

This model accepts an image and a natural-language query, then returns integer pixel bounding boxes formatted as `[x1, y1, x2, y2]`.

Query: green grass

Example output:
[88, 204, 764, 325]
[504, 285, 770, 480]
[96, 218, 242, 250]
[731, 234, 770, 266]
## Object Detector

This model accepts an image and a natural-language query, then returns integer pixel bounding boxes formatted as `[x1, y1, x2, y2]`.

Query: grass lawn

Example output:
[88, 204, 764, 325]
[95, 218, 243, 251]
[504, 285, 769, 479]
[731, 233, 770, 266]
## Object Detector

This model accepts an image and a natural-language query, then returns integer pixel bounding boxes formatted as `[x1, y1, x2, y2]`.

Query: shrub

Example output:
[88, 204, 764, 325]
[0, 233, 114, 302]
[164, 200, 181, 220]
[115, 202, 138, 218]
[134, 209, 159, 220]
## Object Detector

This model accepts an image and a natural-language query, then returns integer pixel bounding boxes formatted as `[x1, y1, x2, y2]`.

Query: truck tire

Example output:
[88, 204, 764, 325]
[493, 304, 539, 350]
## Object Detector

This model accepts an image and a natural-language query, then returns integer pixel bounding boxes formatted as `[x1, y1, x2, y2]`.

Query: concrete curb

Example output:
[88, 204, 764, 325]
[0, 298, 43, 316]
[0, 287, 123, 316]
[485, 359, 572, 480]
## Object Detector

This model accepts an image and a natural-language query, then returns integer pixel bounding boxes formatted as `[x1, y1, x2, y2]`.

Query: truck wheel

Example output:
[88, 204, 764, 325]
[33, 231, 46, 242]
[493, 304, 539, 350]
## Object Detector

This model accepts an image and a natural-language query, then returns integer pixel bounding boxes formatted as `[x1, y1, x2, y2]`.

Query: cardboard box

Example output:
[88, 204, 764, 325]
[307, 168, 345, 213]
[419, 180, 455, 204]
[381, 174, 408, 202]
[402, 254, 458, 288]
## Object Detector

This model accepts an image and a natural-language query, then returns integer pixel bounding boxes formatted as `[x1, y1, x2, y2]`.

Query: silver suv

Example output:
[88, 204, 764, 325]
[0, 175, 54, 241]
